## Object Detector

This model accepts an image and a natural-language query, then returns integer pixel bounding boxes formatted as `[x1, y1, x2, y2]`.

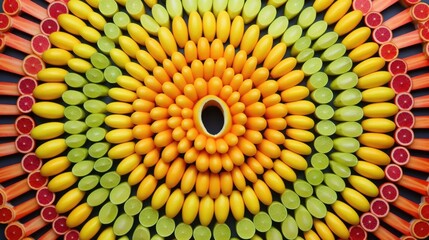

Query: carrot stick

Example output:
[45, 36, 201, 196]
[404, 53, 429, 71]
[0, 178, 31, 205]
[411, 73, 429, 91]
[20, 0, 49, 20]
[372, 0, 400, 13]
[397, 174, 429, 196]
[373, 225, 400, 240]
[405, 155, 429, 173]
[413, 95, 429, 108]
[392, 195, 420, 219]
[382, 212, 411, 236]
[0, 163, 25, 184]
[0, 82, 19, 96]
[0, 198, 40, 223]
[383, 8, 412, 30]
[0, 32, 32, 54]
[409, 138, 429, 151]
[23, 215, 48, 236]
[39, 228, 58, 240]
[0, 124, 19, 137]
[0, 53, 25, 76]
[392, 30, 423, 49]
[0, 142, 18, 157]
[0, 13, 40, 36]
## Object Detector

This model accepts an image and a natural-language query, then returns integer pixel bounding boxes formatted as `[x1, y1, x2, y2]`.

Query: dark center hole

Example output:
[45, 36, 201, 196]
[201, 106, 224, 135]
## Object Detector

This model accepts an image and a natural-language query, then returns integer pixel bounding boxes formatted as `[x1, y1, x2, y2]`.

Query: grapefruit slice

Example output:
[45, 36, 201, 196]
[395, 111, 415, 128]
[53, 216, 69, 235]
[41, 205, 58, 222]
[365, 12, 383, 28]
[373, 26, 392, 44]
[47, 1, 68, 19]
[0, 33, 6, 52]
[0, 13, 12, 32]
[352, 0, 372, 15]
[390, 146, 410, 165]
[17, 95, 35, 113]
[421, 29, 429, 43]
[395, 92, 414, 110]
[64, 229, 80, 240]
[411, 3, 429, 22]
[389, 59, 408, 76]
[395, 127, 415, 146]
[411, 220, 429, 240]
[23, 55, 45, 78]
[419, 203, 429, 221]
[370, 198, 390, 218]
[15, 134, 34, 153]
[21, 152, 41, 172]
[31, 34, 51, 56]
[5, 223, 25, 240]
[27, 170, 48, 190]
[379, 183, 399, 202]
[14, 115, 35, 135]
[360, 213, 379, 232]
[349, 225, 367, 240]
[2, 0, 20, 16]
[36, 187, 55, 206]
[0, 206, 14, 224]
[17, 77, 37, 95]
[390, 74, 412, 93]
[40, 18, 59, 35]
[385, 164, 403, 182]
[379, 43, 398, 61]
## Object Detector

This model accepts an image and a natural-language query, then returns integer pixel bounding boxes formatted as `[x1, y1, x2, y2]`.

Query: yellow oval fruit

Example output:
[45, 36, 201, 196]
[37, 68, 69, 82]
[79, 26, 101, 43]
[35, 138, 67, 159]
[313, 219, 335, 240]
[56, 188, 85, 213]
[284, 139, 312, 155]
[110, 48, 131, 69]
[42, 48, 74, 66]
[357, 71, 392, 89]
[58, 14, 86, 35]
[361, 118, 395, 133]
[79, 216, 101, 240]
[108, 142, 135, 159]
[286, 100, 315, 115]
[106, 102, 134, 114]
[118, 36, 140, 58]
[281, 86, 310, 102]
[158, 27, 178, 56]
[313, 0, 334, 12]
[88, 12, 107, 30]
[242, 186, 260, 214]
[230, 16, 245, 47]
[40, 156, 70, 177]
[341, 187, 370, 212]
[151, 183, 171, 210]
[271, 57, 297, 78]
[127, 23, 149, 45]
[137, 175, 157, 200]
[49, 31, 81, 50]
[280, 149, 308, 170]
[216, 11, 231, 42]
[73, 43, 97, 59]
[342, 27, 371, 50]
[31, 122, 64, 140]
[348, 175, 379, 197]
[68, 0, 93, 19]
[105, 115, 133, 128]
[165, 189, 184, 218]
[229, 190, 245, 220]
[253, 179, 272, 205]
[363, 102, 398, 118]
[358, 133, 395, 149]
[325, 211, 349, 239]
[128, 163, 148, 186]
[286, 115, 314, 130]
[97, 227, 115, 240]
[334, 10, 363, 36]
[33, 83, 68, 100]
[353, 57, 385, 77]
[188, 11, 202, 43]
[324, 0, 352, 25]
[353, 161, 385, 179]
[48, 172, 78, 192]
[182, 192, 200, 224]
[146, 37, 167, 63]
[214, 194, 230, 223]
[356, 147, 391, 166]
[332, 200, 360, 225]
[203, 11, 216, 41]
[67, 203, 93, 228]
[165, 157, 186, 188]
[285, 129, 315, 142]
[68, 58, 92, 73]
[263, 170, 285, 194]
[361, 87, 395, 102]
[273, 160, 297, 182]
[172, 16, 189, 48]
[241, 24, 260, 54]
[348, 42, 378, 61]
[199, 195, 215, 226]
[116, 153, 141, 175]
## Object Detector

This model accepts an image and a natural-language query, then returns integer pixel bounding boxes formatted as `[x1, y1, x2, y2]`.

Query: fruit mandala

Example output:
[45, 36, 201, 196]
[1, 0, 429, 239]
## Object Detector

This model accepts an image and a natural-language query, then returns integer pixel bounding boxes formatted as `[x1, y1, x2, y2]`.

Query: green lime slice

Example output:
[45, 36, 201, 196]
[86, 127, 107, 142]
[99, 0, 118, 17]
[62, 90, 87, 106]
[175, 223, 193, 240]
[72, 160, 94, 177]
[302, 57, 322, 76]
[325, 56, 353, 75]
[291, 36, 311, 56]
[65, 73, 87, 88]
[306, 72, 328, 90]
[296, 48, 314, 63]
[253, 212, 272, 233]
[315, 120, 336, 136]
[86, 68, 105, 84]
[97, 36, 115, 54]
[156, 216, 175, 238]
[84, 99, 107, 113]
[140, 15, 160, 36]
[67, 148, 88, 163]
[133, 225, 151, 240]
[227, 0, 245, 18]
[315, 105, 334, 120]
[78, 175, 100, 191]
[94, 157, 113, 173]
[281, 215, 298, 240]
[183, 0, 198, 14]
[86, 188, 110, 207]
[305, 167, 324, 186]
[282, 25, 302, 46]
[312, 31, 338, 51]
[152, 4, 170, 28]
[285, 0, 304, 19]
[66, 134, 87, 148]
[311, 87, 333, 104]
[257, 5, 276, 29]
[125, 196, 143, 216]
[193, 225, 212, 240]
[151, 234, 164, 240]
[334, 88, 362, 107]
[330, 152, 358, 167]
[306, 20, 327, 40]
[267, 227, 283, 240]
[139, 206, 159, 227]
[126, 0, 145, 18]
[294, 205, 313, 232]
[293, 180, 313, 198]
[114, 213, 134, 236]
[268, 202, 288, 223]
[100, 171, 121, 189]
[85, 113, 106, 128]
[321, 43, 346, 61]
[236, 218, 255, 239]
[315, 185, 337, 204]
[314, 136, 333, 153]
[110, 182, 131, 205]
[310, 153, 329, 170]
[213, 0, 227, 16]
[104, 66, 121, 83]
[333, 137, 360, 153]
[113, 12, 131, 29]
[330, 161, 351, 178]
[297, 7, 316, 29]
[330, 72, 358, 90]
[324, 173, 346, 192]
[242, 0, 260, 23]
[333, 106, 364, 122]
[64, 106, 86, 120]
[268, 16, 288, 38]
[335, 121, 363, 137]
[89, 142, 110, 158]
[91, 52, 111, 70]
[99, 201, 119, 224]
[305, 196, 327, 219]
[281, 189, 300, 210]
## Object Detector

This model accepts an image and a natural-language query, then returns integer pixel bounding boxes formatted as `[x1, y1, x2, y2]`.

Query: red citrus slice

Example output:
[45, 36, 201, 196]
[27, 170, 48, 190]
[0, 13, 12, 32]
[411, 3, 429, 22]
[40, 18, 59, 35]
[17, 95, 35, 113]
[411, 220, 429, 239]
[48, 1, 68, 19]
[23, 55, 44, 78]
[2, 0, 20, 16]
[395, 110, 415, 128]
[379, 183, 399, 202]
[0, 34, 5, 51]
[5, 223, 25, 240]
[419, 203, 429, 221]
[41, 205, 58, 222]
[395, 127, 415, 146]
[31, 34, 51, 56]
[64, 230, 80, 240]
[353, 0, 372, 15]
[53, 216, 69, 235]
[360, 213, 379, 232]
[15, 134, 34, 153]
[17, 77, 37, 95]
[384, 164, 403, 182]
[36, 187, 55, 206]
[379, 43, 398, 61]
[373, 26, 392, 44]
[0, 206, 14, 224]
[424, 42, 429, 57]
[390, 146, 410, 165]
[349, 225, 367, 240]
[395, 92, 414, 110]
[15, 115, 35, 135]
[365, 12, 383, 28]
[390, 74, 412, 93]
[370, 198, 390, 218]
[21, 152, 42, 172]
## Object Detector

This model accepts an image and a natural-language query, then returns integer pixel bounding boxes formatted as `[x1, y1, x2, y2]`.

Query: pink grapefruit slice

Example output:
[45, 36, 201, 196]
[36, 187, 55, 206]
[17, 95, 35, 114]
[390, 74, 412, 93]
[379, 182, 399, 202]
[17, 77, 37, 95]
[395, 127, 415, 146]
[14, 115, 35, 135]
[370, 198, 390, 218]
[395, 110, 415, 128]
[360, 213, 379, 232]
[40, 18, 59, 35]
[5, 223, 25, 240]
[353, 0, 372, 15]
[390, 146, 410, 165]
[421, 29, 429, 44]
[27, 170, 48, 190]
[395, 92, 414, 110]
[2, 0, 20, 16]
[64, 230, 80, 240]
[373, 26, 393, 44]
[0, 206, 14, 224]
[411, 220, 429, 239]
[379, 43, 398, 61]
[349, 225, 367, 240]
[21, 152, 42, 173]
[411, 3, 429, 22]
[15, 134, 34, 153]
[47, 1, 68, 19]
[41, 205, 58, 222]
[31, 34, 51, 56]
[53, 216, 70, 235]
[419, 203, 429, 221]
[0, 13, 12, 32]
[23, 55, 44, 78]
[365, 12, 383, 28]
[384, 164, 403, 182]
